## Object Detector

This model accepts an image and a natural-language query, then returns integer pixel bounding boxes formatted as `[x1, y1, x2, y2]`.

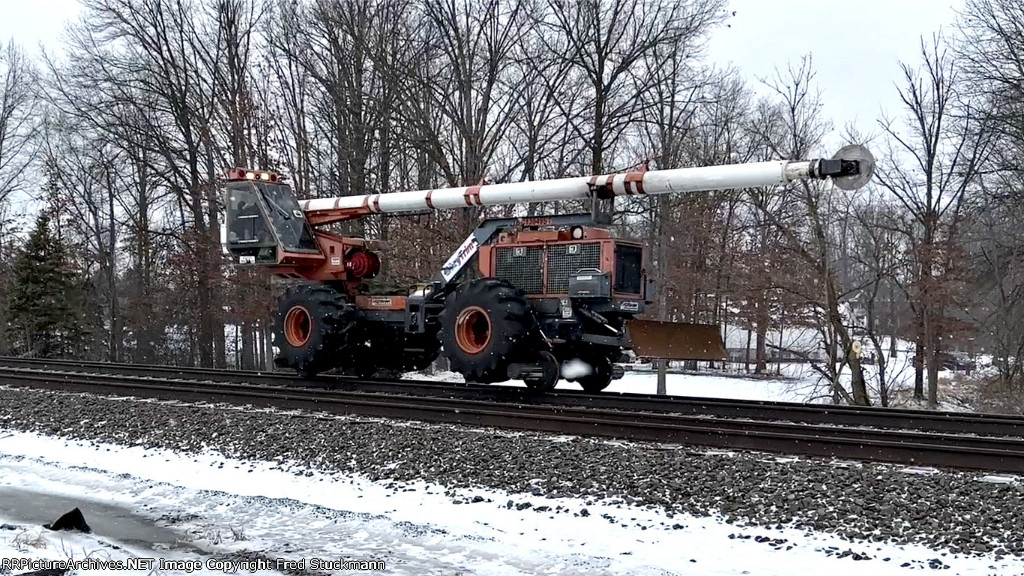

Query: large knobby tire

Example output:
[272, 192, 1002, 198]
[274, 284, 359, 378]
[440, 279, 535, 383]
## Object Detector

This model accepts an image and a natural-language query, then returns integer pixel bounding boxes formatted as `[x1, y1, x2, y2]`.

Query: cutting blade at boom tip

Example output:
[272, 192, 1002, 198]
[829, 144, 875, 191]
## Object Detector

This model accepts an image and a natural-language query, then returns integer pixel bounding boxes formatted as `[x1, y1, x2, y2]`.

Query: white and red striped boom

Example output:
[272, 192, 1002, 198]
[298, 145, 874, 226]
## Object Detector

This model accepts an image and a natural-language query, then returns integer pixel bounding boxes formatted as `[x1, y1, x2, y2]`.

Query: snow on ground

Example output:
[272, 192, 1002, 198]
[1, 429, 1020, 575]
[602, 371, 817, 402]
[404, 350, 978, 409]
[0, 524, 235, 576]
[0, 524, 203, 576]
[404, 367, 835, 403]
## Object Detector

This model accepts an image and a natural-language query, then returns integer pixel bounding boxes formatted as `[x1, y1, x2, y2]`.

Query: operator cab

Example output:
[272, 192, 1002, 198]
[224, 168, 319, 263]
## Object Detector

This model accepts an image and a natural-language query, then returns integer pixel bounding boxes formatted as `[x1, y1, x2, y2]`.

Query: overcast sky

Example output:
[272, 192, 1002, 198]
[0, 0, 80, 50]
[706, 0, 963, 150]
[1, 0, 964, 156]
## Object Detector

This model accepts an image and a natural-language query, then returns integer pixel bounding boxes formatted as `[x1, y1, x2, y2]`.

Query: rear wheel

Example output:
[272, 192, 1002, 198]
[274, 285, 359, 378]
[440, 279, 535, 383]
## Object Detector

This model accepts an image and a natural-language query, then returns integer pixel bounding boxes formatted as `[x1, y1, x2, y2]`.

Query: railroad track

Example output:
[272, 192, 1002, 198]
[1, 359, 1024, 473]
[3, 356, 1023, 437]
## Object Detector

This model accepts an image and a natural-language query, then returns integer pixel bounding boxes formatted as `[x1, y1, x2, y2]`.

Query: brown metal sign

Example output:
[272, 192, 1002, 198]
[626, 320, 726, 360]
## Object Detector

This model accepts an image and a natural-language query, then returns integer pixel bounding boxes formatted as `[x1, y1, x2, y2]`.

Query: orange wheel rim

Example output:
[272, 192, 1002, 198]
[455, 306, 491, 355]
[284, 306, 312, 347]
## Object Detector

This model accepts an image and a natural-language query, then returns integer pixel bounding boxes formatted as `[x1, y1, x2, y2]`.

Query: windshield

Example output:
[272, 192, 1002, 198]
[226, 181, 318, 253]
[226, 185, 275, 248]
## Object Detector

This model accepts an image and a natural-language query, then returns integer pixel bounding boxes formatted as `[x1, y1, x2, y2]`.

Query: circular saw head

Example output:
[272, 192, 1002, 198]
[831, 144, 875, 191]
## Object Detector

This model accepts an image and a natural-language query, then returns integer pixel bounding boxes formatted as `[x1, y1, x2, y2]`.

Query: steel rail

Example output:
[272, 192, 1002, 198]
[1, 367, 1023, 473]
[2, 357, 1023, 437]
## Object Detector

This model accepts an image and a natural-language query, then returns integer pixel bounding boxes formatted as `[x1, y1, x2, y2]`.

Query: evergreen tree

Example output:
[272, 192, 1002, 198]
[5, 213, 89, 357]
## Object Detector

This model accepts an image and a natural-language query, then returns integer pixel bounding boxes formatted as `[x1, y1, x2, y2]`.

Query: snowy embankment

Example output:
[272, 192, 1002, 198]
[0, 431, 1016, 576]
[0, 384, 1021, 575]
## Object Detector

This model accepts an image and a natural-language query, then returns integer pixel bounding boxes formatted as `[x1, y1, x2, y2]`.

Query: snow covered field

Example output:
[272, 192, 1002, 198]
[604, 370, 819, 401]
[402, 367, 818, 402]
[404, 349, 974, 409]
[1, 430, 1020, 575]
[406, 366, 873, 404]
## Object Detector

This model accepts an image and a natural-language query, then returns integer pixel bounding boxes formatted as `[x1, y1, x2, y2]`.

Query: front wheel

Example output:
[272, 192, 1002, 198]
[440, 279, 536, 383]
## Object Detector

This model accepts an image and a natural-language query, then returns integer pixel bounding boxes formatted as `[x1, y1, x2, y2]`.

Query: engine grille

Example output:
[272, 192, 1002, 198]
[495, 246, 544, 294]
[546, 243, 601, 293]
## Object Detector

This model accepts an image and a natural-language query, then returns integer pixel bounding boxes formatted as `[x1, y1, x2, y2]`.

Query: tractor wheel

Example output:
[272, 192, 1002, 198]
[440, 279, 535, 383]
[524, 351, 560, 392]
[578, 355, 614, 393]
[274, 284, 360, 378]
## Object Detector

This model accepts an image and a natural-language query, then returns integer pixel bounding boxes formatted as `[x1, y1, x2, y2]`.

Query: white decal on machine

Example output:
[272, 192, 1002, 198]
[441, 234, 480, 281]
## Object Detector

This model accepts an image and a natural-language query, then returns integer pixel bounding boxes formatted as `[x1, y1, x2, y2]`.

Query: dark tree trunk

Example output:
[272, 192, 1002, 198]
[241, 323, 256, 370]
[914, 313, 925, 400]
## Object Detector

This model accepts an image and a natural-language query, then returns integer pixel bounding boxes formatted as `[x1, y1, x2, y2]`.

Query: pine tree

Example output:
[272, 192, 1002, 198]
[5, 213, 88, 357]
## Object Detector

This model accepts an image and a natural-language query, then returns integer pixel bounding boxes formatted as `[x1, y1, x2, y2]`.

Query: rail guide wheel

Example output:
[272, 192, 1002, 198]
[577, 356, 614, 393]
[523, 351, 560, 392]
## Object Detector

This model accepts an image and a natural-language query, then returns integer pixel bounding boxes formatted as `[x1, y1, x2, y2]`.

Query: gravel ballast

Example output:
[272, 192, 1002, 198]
[0, 384, 1021, 559]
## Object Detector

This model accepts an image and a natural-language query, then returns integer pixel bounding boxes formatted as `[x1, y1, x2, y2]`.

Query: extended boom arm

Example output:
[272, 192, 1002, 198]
[299, 145, 875, 226]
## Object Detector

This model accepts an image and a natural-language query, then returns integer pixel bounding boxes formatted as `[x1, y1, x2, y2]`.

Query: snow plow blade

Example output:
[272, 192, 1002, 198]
[626, 320, 726, 361]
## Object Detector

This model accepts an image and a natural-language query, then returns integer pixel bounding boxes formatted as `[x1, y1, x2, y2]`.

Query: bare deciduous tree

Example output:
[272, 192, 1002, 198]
[0, 41, 38, 206]
[875, 35, 991, 406]
[747, 57, 871, 405]
[539, 0, 726, 174]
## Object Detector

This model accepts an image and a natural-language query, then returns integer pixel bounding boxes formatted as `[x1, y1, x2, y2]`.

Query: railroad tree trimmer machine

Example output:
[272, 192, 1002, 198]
[224, 146, 874, 391]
